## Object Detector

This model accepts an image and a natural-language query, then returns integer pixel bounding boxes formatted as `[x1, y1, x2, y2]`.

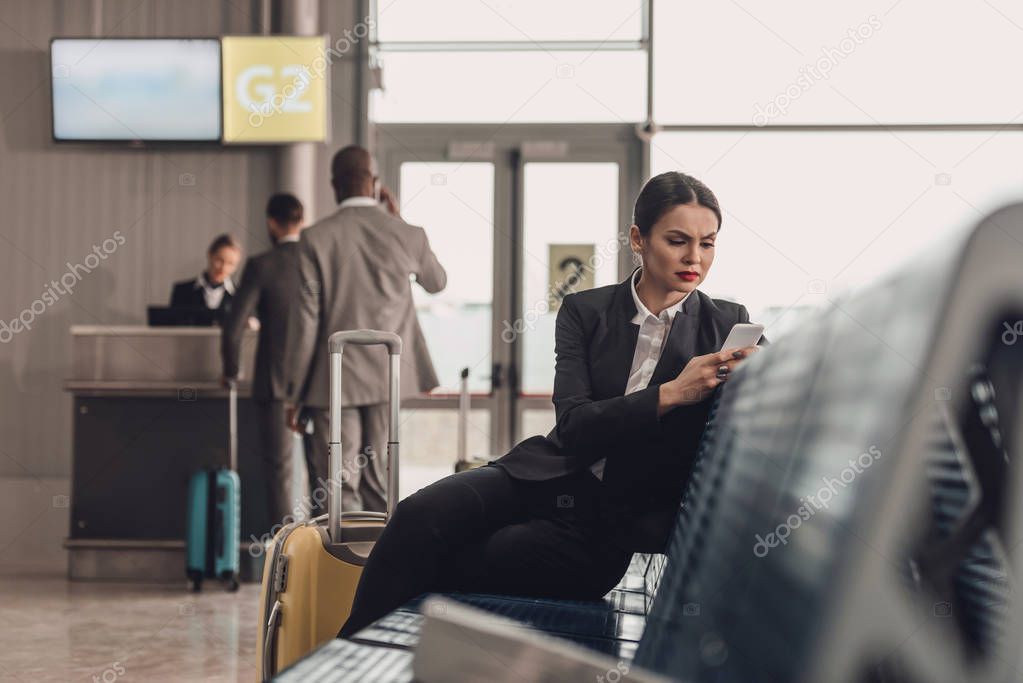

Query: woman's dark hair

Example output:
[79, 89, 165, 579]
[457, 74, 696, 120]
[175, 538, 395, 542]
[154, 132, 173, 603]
[266, 193, 304, 226]
[633, 172, 722, 236]
[207, 233, 241, 256]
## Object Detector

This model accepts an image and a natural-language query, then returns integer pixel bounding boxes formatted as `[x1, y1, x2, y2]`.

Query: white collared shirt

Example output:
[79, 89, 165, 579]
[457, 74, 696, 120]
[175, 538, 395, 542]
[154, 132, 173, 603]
[590, 267, 691, 480]
[625, 267, 689, 395]
[338, 196, 379, 209]
[194, 273, 235, 310]
[277, 233, 300, 244]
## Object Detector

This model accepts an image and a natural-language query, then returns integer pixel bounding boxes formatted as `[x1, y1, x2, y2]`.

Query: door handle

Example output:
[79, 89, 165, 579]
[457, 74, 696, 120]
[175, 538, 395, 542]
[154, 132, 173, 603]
[486, 362, 518, 393]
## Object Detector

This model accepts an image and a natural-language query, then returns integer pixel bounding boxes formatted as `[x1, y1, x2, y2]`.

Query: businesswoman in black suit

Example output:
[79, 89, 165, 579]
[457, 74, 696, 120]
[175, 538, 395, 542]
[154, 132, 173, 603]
[338, 171, 765, 638]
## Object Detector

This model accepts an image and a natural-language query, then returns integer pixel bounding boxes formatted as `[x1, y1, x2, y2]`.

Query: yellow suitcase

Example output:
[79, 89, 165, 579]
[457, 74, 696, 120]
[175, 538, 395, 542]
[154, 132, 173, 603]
[256, 330, 403, 681]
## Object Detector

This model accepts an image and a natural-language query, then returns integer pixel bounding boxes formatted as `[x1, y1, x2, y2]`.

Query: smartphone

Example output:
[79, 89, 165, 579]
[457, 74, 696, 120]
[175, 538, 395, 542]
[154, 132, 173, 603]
[720, 323, 765, 352]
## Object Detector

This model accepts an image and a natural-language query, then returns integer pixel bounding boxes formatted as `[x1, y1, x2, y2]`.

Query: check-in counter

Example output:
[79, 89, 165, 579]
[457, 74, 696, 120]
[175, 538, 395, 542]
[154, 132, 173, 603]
[63, 325, 268, 582]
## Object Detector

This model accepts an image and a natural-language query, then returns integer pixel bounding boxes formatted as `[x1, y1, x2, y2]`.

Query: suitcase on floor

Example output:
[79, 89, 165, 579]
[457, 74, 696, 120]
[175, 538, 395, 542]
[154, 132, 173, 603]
[454, 367, 492, 473]
[185, 381, 241, 592]
[256, 330, 402, 681]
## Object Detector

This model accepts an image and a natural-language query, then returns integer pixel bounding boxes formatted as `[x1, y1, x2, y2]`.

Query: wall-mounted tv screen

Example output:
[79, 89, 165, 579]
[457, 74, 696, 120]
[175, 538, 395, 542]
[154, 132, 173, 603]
[51, 38, 222, 142]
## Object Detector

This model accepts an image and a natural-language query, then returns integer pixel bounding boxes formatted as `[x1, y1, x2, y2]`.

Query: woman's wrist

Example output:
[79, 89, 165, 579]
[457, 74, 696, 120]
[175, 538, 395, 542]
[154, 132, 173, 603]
[657, 381, 681, 417]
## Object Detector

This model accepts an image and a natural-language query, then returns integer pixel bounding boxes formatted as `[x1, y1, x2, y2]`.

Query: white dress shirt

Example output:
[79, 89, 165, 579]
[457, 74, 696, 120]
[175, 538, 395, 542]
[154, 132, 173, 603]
[589, 267, 691, 480]
[338, 196, 380, 209]
[193, 273, 236, 310]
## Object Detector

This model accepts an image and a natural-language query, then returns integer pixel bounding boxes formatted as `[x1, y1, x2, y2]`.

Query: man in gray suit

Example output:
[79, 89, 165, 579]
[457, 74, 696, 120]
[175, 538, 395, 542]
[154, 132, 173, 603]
[222, 193, 305, 526]
[284, 145, 447, 513]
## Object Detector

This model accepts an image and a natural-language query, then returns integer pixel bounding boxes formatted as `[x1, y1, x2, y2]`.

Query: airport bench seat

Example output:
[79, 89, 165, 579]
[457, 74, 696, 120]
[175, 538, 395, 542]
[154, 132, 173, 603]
[345, 556, 659, 655]
[274, 554, 671, 682]
[275, 204, 1023, 683]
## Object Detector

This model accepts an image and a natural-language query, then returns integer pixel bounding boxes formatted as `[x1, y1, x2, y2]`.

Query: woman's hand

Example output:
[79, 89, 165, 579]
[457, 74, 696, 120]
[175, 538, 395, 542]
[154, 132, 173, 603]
[657, 346, 760, 416]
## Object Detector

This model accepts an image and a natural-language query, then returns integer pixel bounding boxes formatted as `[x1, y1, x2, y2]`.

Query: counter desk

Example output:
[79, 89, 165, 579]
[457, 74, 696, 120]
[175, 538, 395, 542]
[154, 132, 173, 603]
[64, 325, 272, 582]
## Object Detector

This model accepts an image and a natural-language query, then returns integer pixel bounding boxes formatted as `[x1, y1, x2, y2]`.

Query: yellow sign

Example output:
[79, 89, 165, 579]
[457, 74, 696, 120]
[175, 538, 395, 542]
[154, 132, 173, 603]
[221, 36, 328, 144]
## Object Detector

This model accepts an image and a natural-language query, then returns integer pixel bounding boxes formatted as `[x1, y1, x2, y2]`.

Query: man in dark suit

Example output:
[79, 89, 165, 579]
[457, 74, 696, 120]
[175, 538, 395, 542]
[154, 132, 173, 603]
[284, 145, 447, 513]
[222, 194, 305, 527]
[169, 233, 242, 317]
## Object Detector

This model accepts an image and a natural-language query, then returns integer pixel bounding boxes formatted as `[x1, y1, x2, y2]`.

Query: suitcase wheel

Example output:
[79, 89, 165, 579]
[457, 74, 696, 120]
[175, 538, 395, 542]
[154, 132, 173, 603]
[190, 577, 202, 593]
[221, 571, 240, 592]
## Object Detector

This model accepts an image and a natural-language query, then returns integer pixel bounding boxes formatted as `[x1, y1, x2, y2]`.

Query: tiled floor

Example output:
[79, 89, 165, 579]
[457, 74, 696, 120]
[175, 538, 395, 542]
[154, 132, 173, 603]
[0, 577, 261, 682]
[0, 465, 471, 682]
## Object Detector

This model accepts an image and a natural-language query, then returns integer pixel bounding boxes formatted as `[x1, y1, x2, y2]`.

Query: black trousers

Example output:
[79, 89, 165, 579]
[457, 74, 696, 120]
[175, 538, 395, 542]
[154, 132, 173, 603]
[254, 399, 295, 527]
[337, 464, 633, 638]
[299, 409, 331, 518]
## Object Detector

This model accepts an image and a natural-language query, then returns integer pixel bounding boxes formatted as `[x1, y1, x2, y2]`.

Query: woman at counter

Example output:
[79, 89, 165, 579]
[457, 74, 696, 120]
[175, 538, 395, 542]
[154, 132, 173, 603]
[169, 233, 242, 314]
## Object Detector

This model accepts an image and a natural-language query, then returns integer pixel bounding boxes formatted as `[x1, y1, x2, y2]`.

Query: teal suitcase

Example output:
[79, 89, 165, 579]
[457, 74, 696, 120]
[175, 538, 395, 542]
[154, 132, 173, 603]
[185, 382, 241, 592]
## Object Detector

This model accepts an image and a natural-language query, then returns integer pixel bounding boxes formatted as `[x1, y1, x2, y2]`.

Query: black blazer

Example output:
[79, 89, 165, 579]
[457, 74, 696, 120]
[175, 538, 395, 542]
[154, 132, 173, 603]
[493, 270, 767, 552]
[221, 242, 301, 401]
[169, 277, 234, 313]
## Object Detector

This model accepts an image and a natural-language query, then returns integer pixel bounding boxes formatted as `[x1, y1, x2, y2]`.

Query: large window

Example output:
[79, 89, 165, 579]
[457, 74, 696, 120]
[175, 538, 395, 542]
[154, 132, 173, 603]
[399, 162, 495, 394]
[371, 50, 646, 123]
[649, 131, 1023, 338]
[645, 0, 1023, 338]
[376, 0, 643, 42]
[370, 0, 648, 123]
[652, 1, 1023, 125]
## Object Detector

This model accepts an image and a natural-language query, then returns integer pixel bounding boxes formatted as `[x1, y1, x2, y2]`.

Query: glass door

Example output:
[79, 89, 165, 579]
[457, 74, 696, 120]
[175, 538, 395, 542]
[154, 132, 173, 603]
[377, 124, 641, 492]
[515, 160, 624, 441]
[382, 156, 500, 495]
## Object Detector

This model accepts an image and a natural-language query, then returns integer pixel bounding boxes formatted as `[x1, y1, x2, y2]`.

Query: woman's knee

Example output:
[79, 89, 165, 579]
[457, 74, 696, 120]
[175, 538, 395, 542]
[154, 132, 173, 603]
[389, 485, 458, 543]
[389, 492, 432, 529]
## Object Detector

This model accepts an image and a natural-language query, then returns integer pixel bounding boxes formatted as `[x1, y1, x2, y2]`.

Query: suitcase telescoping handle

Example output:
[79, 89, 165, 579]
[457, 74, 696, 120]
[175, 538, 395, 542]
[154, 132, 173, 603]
[227, 379, 238, 473]
[457, 367, 469, 463]
[327, 330, 402, 545]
